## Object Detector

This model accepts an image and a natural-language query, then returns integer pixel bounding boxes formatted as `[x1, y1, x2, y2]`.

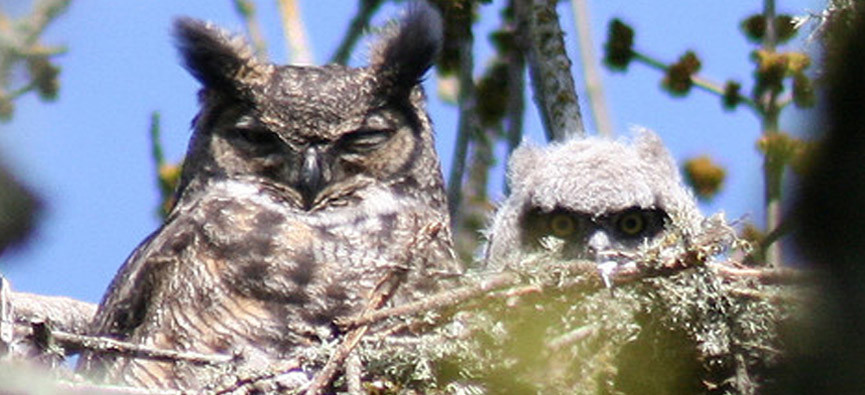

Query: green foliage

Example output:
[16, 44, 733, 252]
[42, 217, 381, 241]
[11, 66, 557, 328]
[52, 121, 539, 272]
[603, 19, 634, 71]
[232, 0, 255, 17]
[662, 51, 701, 96]
[355, 256, 804, 393]
[757, 131, 810, 172]
[601, 2, 820, 266]
[751, 50, 812, 102]
[432, 0, 476, 76]
[741, 14, 798, 44]
[722, 80, 742, 110]
[0, 0, 69, 122]
[148, 112, 181, 219]
[683, 155, 726, 201]
[26, 57, 60, 100]
[475, 61, 510, 128]
[792, 72, 815, 108]
[0, 164, 41, 254]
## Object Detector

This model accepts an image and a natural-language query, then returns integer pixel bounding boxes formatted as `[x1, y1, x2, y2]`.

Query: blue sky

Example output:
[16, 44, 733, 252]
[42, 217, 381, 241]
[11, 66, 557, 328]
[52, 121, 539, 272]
[0, 0, 820, 304]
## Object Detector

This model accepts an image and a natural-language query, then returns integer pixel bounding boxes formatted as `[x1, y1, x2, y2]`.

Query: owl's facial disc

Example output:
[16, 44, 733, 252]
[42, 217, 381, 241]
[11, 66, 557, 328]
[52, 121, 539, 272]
[523, 206, 669, 260]
[294, 122, 399, 210]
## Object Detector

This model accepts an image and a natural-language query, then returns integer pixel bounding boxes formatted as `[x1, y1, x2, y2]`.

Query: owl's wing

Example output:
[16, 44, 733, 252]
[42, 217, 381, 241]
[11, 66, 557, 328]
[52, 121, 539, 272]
[92, 231, 172, 338]
[77, 217, 182, 375]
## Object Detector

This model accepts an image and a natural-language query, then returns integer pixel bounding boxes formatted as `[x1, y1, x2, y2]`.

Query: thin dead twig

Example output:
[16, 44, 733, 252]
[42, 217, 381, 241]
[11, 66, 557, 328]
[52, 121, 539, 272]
[9, 288, 96, 338]
[712, 264, 810, 285]
[447, 12, 480, 224]
[306, 268, 406, 394]
[340, 272, 519, 330]
[212, 360, 302, 395]
[14, 322, 233, 365]
[569, 0, 612, 136]
[330, 0, 384, 65]
[276, 0, 314, 64]
[546, 324, 596, 350]
[232, 0, 268, 57]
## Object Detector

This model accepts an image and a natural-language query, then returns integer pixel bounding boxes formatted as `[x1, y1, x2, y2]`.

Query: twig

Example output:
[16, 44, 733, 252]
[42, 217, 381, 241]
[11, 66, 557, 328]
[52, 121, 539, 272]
[276, 0, 314, 64]
[503, 0, 526, 194]
[148, 112, 169, 199]
[53, 380, 180, 395]
[346, 352, 363, 395]
[330, 0, 384, 65]
[631, 51, 758, 112]
[546, 324, 596, 350]
[306, 269, 406, 394]
[517, 0, 585, 141]
[22, 0, 71, 47]
[10, 300, 231, 365]
[446, 13, 479, 224]
[341, 272, 519, 329]
[232, 0, 268, 57]
[711, 264, 810, 285]
[9, 289, 96, 336]
[212, 361, 301, 394]
[0, 0, 68, 120]
[504, 50, 525, 154]
[343, 248, 804, 331]
[499, 284, 543, 299]
[306, 215, 441, 394]
[760, 0, 783, 268]
[0, 276, 12, 349]
[28, 325, 233, 365]
[569, 0, 613, 136]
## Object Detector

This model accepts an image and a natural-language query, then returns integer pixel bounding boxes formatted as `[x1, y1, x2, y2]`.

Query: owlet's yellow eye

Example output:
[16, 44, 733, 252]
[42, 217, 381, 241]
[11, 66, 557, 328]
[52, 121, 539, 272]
[549, 214, 576, 237]
[617, 212, 645, 235]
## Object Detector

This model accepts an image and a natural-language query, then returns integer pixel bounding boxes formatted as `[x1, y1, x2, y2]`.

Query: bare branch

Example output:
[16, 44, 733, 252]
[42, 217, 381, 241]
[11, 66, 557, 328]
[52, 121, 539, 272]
[631, 51, 759, 112]
[569, 0, 613, 136]
[211, 361, 301, 394]
[446, 16, 480, 225]
[232, 0, 268, 57]
[711, 264, 810, 284]
[546, 324, 596, 350]
[10, 290, 96, 336]
[346, 352, 363, 395]
[306, 268, 406, 394]
[761, 0, 783, 268]
[0, 276, 12, 348]
[339, 272, 518, 330]
[330, 0, 384, 65]
[276, 0, 314, 64]
[14, 323, 234, 365]
[21, 0, 71, 47]
[504, 44, 525, 154]
[517, 0, 585, 141]
[54, 380, 180, 395]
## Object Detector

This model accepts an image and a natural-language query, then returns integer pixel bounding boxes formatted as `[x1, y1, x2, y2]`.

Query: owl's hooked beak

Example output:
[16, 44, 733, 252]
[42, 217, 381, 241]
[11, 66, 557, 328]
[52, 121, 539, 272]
[298, 146, 325, 210]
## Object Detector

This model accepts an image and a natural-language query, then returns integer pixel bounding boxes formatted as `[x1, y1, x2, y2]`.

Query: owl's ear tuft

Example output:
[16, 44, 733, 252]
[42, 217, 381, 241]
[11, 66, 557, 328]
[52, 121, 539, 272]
[507, 141, 542, 194]
[174, 18, 267, 94]
[371, 2, 442, 95]
[633, 127, 678, 177]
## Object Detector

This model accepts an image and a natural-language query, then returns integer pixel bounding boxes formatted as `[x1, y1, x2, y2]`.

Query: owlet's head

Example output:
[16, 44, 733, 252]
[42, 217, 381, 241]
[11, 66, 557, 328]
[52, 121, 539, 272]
[484, 130, 704, 268]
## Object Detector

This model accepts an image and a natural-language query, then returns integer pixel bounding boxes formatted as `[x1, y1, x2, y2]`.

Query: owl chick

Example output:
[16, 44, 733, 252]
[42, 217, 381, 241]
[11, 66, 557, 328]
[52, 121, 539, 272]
[78, 4, 459, 391]
[483, 130, 703, 282]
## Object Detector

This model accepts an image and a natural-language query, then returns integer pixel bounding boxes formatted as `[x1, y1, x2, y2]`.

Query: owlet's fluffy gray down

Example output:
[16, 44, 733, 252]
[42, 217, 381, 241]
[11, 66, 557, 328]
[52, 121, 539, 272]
[483, 130, 704, 273]
[77, 3, 459, 391]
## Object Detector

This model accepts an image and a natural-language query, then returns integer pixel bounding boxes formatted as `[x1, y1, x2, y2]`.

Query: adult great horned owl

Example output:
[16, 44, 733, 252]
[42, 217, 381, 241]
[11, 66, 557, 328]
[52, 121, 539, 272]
[78, 4, 458, 390]
[483, 130, 703, 277]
